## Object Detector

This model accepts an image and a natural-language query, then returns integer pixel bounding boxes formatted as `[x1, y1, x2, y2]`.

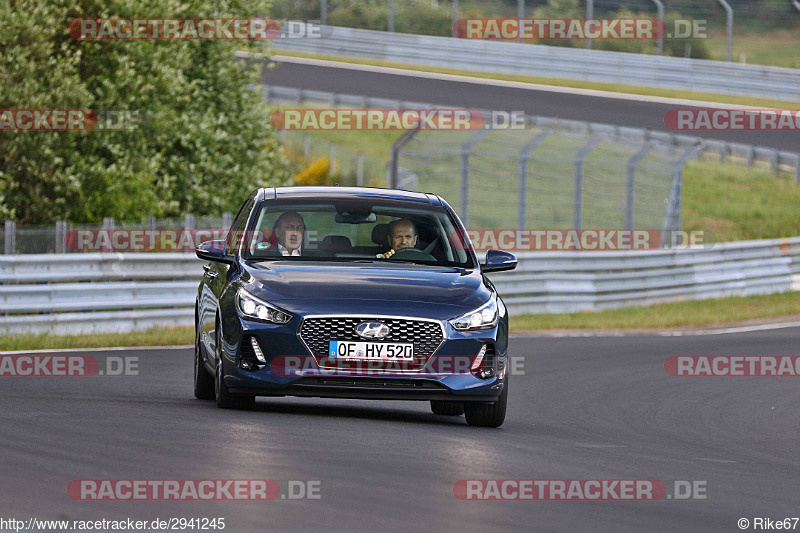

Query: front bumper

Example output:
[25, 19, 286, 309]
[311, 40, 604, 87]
[220, 315, 507, 402]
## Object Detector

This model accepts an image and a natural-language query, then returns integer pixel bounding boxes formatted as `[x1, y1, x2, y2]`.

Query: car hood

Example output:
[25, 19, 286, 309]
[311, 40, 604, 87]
[241, 261, 491, 319]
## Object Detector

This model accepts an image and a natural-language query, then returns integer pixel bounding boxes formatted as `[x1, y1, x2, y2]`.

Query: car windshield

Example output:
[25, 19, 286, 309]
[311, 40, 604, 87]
[240, 200, 476, 268]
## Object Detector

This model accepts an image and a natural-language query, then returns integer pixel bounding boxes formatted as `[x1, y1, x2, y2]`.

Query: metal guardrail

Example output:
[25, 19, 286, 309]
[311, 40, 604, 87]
[0, 253, 201, 335]
[263, 84, 800, 182]
[273, 26, 800, 101]
[1, 238, 798, 335]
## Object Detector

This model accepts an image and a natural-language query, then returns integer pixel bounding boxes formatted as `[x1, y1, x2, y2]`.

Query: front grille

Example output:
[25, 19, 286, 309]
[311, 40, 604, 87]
[299, 317, 444, 356]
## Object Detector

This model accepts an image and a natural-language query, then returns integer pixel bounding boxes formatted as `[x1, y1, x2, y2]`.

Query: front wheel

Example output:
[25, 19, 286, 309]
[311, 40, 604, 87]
[214, 330, 255, 410]
[464, 377, 508, 428]
[194, 325, 215, 400]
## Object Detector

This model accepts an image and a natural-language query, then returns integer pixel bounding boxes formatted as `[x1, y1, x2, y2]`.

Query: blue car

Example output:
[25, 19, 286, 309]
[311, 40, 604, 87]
[194, 187, 517, 427]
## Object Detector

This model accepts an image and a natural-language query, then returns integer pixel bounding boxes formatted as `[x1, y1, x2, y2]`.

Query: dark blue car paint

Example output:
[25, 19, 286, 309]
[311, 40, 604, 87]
[196, 187, 511, 402]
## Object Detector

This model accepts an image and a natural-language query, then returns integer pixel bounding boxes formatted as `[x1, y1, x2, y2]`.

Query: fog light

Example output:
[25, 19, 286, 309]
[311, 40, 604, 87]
[471, 344, 487, 371]
[240, 359, 255, 371]
[250, 337, 266, 363]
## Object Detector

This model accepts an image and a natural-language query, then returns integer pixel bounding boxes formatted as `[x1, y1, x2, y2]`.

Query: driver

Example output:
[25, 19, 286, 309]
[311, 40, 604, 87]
[379, 219, 418, 259]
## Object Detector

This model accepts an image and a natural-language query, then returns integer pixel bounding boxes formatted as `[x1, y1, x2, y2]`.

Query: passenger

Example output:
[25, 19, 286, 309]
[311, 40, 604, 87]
[273, 211, 306, 256]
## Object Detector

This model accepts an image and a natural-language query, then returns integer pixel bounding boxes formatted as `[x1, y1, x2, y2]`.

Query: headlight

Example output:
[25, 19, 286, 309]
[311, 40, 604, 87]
[450, 298, 498, 331]
[236, 288, 292, 324]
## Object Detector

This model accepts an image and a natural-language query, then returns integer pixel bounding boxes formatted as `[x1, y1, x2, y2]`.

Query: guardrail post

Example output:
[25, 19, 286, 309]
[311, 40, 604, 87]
[4, 220, 16, 255]
[389, 129, 420, 188]
[574, 136, 604, 230]
[459, 129, 490, 227]
[55, 220, 67, 253]
[518, 130, 553, 229]
[586, 0, 594, 50]
[357, 152, 364, 186]
[626, 143, 655, 231]
[716, 0, 733, 62]
[651, 0, 664, 55]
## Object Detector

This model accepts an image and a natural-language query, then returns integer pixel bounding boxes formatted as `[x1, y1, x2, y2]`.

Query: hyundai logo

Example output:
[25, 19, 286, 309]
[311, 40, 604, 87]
[355, 321, 390, 340]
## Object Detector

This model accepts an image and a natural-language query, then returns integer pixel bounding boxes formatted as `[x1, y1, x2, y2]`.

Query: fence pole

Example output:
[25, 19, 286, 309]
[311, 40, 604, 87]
[586, 0, 594, 50]
[452, 0, 459, 27]
[184, 214, 195, 231]
[388, 0, 395, 32]
[389, 129, 420, 188]
[651, 0, 664, 55]
[517, 130, 553, 229]
[574, 136, 604, 230]
[459, 129, 490, 227]
[517, 0, 524, 43]
[663, 142, 705, 240]
[716, 0, 733, 62]
[222, 212, 233, 229]
[304, 134, 310, 162]
[357, 152, 364, 186]
[321, 0, 328, 26]
[625, 144, 655, 231]
[4, 220, 16, 255]
[55, 220, 67, 253]
[329, 143, 337, 176]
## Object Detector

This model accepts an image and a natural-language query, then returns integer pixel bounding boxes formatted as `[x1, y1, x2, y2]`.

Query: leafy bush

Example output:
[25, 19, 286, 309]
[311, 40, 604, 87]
[0, 0, 290, 224]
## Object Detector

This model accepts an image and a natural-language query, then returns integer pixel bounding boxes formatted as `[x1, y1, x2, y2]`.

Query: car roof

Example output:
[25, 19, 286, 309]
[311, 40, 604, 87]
[257, 186, 442, 206]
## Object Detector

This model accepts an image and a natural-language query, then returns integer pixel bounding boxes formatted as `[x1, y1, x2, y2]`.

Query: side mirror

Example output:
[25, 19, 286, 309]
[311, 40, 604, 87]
[196, 239, 235, 265]
[481, 249, 517, 273]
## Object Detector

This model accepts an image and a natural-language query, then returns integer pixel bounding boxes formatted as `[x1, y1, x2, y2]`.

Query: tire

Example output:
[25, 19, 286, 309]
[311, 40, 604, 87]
[214, 325, 255, 410]
[194, 325, 215, 400]
[464, 376, 508, 428]
[430, 400, 464, 416]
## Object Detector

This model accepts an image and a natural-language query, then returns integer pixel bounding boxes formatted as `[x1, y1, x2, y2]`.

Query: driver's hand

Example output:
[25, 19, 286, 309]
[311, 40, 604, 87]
[380, 249, 397, 259]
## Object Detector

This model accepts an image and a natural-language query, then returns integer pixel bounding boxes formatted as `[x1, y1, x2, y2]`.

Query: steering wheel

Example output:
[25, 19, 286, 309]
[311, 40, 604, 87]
[390, 247, 436, 262]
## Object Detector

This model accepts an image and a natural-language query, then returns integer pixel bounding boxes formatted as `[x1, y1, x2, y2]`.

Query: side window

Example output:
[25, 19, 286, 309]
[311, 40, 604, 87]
[226, 198, 254, 252]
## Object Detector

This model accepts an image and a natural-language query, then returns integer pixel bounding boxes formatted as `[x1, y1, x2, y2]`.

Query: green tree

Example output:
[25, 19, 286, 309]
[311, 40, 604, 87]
[0, 0, 290, 223]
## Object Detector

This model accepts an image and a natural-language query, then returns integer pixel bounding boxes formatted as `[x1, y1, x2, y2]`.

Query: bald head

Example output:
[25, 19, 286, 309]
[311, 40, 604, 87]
[387, 219, 417, 251]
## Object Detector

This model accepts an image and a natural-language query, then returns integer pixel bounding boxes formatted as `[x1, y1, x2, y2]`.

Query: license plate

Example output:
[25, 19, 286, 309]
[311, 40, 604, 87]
[328, 341, 414, 360]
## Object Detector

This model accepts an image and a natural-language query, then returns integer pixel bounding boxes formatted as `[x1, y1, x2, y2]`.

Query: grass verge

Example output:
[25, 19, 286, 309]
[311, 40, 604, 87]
[273, 49, 800, 110]
[512, 291, 800, 331]
[0, 326, 194, 352]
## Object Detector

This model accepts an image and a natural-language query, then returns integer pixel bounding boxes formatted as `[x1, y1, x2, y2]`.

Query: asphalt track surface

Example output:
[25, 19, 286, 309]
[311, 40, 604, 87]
[262, 58, 800, 152]
[2, 327, 800, 532]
